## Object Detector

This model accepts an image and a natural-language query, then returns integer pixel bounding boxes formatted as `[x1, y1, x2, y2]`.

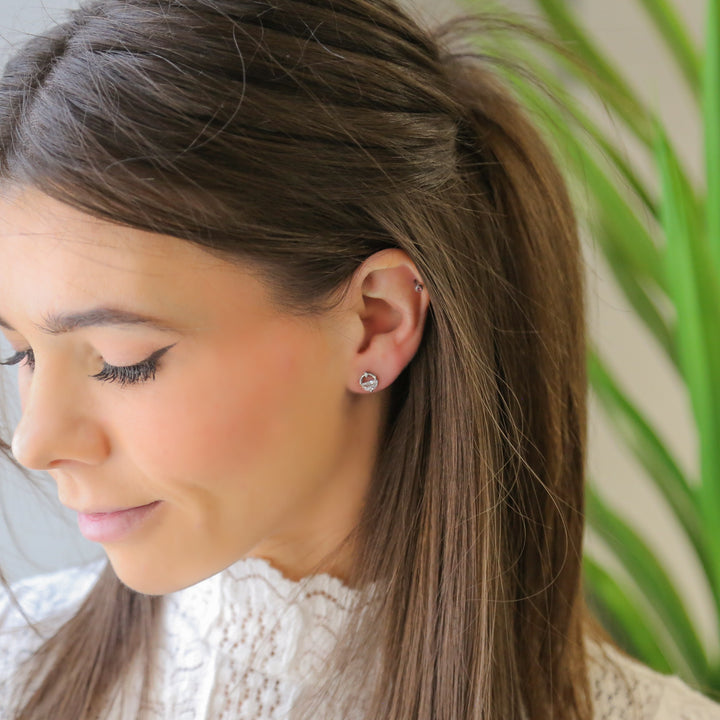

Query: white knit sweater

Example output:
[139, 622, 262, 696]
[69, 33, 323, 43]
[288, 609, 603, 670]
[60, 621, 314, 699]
[0, 557, 718, 719]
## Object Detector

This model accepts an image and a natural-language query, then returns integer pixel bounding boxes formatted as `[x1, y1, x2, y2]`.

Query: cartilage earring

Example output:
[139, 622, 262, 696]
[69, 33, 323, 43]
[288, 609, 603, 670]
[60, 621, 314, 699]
[414, 279, 424, 293]
[359, 371, 379, 393]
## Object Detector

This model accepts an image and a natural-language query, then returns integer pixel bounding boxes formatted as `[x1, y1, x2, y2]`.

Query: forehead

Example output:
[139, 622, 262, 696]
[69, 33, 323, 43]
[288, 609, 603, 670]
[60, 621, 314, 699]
[0, 188, 220, 272]
[0, 189, 274, 327]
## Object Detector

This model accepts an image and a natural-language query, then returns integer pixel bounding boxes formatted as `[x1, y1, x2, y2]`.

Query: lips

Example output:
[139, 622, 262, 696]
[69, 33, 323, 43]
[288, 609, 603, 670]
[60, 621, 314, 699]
[77, 500, 162, 543]
[77, 502, 156, 515]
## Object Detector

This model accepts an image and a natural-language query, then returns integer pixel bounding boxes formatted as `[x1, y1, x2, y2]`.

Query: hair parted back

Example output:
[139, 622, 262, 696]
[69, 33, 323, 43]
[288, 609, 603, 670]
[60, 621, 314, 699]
[0, 0, 591, 718]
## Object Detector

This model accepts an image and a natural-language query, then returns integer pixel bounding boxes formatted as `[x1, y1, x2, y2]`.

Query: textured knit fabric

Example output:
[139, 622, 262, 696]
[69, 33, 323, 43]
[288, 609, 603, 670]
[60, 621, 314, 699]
[1, 557, 719, 719]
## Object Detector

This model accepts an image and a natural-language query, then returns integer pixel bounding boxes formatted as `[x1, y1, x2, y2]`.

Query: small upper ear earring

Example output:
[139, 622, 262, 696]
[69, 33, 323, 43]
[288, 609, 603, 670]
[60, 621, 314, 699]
[414, 279, 424, 293]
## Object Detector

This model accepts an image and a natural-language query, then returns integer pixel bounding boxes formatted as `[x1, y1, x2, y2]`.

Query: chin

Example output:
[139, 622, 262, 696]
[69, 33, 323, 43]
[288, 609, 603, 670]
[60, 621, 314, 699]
[104, 552, 197, 596]
[112, 569, 178, 596]
[103, 545, 242, 596]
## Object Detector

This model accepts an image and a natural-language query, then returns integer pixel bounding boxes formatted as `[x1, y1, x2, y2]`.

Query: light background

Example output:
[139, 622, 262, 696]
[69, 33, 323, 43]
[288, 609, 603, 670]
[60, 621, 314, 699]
[0, 0, 714, 656]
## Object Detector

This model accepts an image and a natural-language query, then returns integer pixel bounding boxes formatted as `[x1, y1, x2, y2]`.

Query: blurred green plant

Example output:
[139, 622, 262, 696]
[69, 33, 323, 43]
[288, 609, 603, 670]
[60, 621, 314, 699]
[461, 0, 720, 694]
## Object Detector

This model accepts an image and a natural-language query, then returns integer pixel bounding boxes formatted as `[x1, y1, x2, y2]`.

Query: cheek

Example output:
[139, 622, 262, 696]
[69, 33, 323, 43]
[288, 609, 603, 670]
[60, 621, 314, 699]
[118, 324, 335, 494]
[16, 370, 31, 407]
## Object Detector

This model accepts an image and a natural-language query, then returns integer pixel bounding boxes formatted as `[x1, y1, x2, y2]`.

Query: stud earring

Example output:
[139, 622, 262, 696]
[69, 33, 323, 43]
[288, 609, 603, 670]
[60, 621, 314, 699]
[359, 371, 379, 393]
[414, 279, 424, 293]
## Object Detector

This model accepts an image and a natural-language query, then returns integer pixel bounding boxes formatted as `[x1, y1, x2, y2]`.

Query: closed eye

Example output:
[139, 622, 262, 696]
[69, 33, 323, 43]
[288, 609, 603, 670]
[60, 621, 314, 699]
[0, 348, 35, 370]
[90, 344, 175, 386]
[0, 344, 175, 387]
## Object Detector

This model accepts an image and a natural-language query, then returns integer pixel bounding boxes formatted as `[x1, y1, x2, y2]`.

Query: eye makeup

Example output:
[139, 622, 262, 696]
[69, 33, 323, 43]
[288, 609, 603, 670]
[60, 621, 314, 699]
[90, 344, 175, 386]
[0, 349, 34, 370]
[0, 343, 176, 387]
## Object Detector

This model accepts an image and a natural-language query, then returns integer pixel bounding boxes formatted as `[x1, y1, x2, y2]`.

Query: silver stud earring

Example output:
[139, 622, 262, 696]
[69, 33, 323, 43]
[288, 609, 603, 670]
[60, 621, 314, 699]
[359, 371, 379, 393]
[414, 279, 424, 293]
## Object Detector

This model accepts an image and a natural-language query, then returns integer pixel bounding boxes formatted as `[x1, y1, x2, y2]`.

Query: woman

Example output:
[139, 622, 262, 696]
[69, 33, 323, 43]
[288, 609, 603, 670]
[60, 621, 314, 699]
[0, 0, 717, 718]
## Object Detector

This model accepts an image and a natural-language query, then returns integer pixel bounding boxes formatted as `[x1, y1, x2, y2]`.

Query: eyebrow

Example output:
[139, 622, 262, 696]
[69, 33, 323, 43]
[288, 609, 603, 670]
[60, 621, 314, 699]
[0, 307, 178, 335]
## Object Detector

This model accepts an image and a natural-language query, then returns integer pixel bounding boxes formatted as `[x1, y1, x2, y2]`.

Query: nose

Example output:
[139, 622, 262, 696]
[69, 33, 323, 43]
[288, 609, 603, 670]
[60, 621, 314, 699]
[11, 366, 110, 470]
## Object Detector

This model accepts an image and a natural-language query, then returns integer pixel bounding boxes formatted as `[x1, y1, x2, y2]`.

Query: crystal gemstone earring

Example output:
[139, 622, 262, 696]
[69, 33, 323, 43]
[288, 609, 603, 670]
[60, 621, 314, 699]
[359, 371, 379, 393]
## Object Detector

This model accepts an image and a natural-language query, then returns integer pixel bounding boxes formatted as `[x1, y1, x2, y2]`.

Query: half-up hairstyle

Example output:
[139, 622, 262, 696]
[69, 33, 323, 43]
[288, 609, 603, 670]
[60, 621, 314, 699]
[0, 1, 591, 718]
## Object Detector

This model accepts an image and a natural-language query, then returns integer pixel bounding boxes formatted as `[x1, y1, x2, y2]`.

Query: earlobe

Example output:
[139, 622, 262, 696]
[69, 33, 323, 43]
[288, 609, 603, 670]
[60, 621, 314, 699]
[348, 249, 429, 394]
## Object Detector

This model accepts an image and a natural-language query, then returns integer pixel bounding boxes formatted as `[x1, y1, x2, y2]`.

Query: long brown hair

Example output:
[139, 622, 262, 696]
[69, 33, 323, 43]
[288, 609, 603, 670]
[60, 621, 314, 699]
[0, 1, 591, 718]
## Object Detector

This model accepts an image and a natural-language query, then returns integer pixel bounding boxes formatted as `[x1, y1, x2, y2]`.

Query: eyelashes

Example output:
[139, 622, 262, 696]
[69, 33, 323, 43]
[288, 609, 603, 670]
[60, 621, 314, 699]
[0, 349, 35, 371]
[0, 344, 175, 387]
[91, 345, 174, 386]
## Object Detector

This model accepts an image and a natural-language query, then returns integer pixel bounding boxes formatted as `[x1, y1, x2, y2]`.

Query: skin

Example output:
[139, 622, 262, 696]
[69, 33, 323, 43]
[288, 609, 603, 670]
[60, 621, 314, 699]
[0, 189, 429, 595]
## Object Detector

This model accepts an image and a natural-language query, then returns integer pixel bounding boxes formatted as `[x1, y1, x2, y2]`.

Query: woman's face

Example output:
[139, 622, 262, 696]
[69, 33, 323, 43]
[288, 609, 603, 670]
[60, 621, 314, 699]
[0, 190, 383, 594]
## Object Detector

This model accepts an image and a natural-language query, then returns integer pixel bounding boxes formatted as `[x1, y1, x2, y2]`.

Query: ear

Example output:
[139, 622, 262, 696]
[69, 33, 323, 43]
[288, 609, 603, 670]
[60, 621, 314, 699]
[343, 249, 430, 394]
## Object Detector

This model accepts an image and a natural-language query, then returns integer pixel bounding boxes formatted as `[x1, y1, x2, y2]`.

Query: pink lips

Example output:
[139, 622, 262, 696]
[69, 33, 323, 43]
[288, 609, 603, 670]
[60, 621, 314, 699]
[77, 500, 162, 543]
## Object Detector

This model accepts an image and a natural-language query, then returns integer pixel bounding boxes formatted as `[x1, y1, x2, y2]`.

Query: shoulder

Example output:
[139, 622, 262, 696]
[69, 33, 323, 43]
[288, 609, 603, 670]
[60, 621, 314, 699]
[588, 642, 720, 720]
[0, 561, 104, 690]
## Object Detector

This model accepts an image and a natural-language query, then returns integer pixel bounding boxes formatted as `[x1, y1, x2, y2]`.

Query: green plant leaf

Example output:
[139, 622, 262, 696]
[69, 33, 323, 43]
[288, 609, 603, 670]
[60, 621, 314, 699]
[496, 70, 668, 295]
[656, 123, 720, 600]
[516, 0, 701, 221]
[583, 555, 674, 674]
[575, 146, 667, 293]
[636, 0, 702, 97]
[588, 351, 708, 570]
[706, 0, 720, 274]
[586, 488, 708, 683]
[597, 233, 677, 368]
[501, 61, 659, 217]
[461, 7, 662, 218]
[460, 5, 702, 227]
[530, 0, 654, 146]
